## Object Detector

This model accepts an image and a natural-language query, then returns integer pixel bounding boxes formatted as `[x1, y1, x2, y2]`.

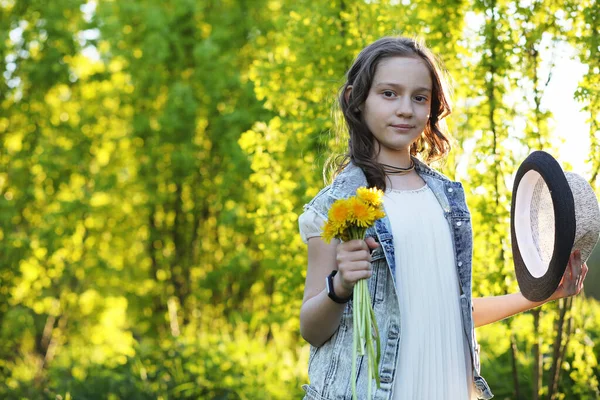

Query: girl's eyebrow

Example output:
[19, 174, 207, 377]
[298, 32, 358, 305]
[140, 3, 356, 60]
[374, 82, 432, 93]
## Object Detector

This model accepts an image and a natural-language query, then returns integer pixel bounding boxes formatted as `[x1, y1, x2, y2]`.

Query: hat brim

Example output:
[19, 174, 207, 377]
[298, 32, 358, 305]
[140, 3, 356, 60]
[510, 151, 576, 302]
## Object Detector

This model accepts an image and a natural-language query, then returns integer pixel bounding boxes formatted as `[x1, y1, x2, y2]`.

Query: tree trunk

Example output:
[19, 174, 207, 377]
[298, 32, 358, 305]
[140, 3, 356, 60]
[548, 297, 573, 399]
[510, 331, 521, 399]
[532, 308, 542, 400]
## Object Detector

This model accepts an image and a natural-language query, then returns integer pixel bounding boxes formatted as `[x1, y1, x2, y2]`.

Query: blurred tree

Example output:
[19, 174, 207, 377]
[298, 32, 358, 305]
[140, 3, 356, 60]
[0, 0, 599, 398]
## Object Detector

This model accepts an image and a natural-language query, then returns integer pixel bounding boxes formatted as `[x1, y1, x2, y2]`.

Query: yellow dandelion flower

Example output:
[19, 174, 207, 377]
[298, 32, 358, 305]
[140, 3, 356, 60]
[348, 197, 374, 228]
[320, 188, 386, 243]
[372, 206, 386, 221]
[357, 187, 383, 207]
[322, 220, 340, 243]
[328, 198, 351, 224]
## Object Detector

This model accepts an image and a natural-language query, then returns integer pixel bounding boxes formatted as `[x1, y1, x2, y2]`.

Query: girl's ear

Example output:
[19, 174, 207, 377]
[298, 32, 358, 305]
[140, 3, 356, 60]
[345, 85, 361, 113]
[344, 85, 353, 104]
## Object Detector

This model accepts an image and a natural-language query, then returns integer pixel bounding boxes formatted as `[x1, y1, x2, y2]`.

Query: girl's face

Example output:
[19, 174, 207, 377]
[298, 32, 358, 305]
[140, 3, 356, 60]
[362, 56, 432, 164]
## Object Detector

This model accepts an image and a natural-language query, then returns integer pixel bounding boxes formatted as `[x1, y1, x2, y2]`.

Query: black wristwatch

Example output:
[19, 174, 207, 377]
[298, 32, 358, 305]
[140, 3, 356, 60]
[326, 270, 353, 304]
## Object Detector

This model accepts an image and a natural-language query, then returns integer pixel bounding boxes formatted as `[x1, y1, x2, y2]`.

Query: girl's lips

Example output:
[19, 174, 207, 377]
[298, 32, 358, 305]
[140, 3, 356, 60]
[391, 124, 415, 132]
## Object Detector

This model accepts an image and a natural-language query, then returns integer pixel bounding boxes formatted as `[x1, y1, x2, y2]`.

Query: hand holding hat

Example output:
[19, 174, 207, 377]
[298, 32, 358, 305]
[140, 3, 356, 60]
[511, 151, 600, 302]
[549, 249, 588, 301]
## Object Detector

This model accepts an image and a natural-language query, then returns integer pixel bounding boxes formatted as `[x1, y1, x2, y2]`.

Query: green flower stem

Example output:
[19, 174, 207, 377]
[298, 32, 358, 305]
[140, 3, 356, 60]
[370, 299, 382, 387]
[352, 285, 358, 396]
[357, 280, 365, 352]
[367, 303, 373, 399]
[349, 228, 381, 400]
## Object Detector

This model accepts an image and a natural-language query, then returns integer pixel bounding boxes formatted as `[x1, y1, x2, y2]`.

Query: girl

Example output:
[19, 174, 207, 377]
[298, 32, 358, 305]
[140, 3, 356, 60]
[298, 36, 587, 400]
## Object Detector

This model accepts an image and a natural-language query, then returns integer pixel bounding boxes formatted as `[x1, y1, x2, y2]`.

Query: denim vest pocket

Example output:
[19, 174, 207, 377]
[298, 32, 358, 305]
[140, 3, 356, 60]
[378, 319, 400, 384]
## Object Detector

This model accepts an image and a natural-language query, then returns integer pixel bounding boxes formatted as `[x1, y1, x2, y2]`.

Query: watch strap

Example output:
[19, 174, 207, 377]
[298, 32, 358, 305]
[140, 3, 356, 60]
[326, 270, 353, 304]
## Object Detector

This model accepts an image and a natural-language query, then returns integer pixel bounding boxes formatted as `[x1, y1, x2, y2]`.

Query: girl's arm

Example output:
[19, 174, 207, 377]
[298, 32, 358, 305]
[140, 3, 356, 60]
[473, 250, 587, 328]
[300, 237, 378, 347]
[473, 292, 547, 328]
[300, 237, 350, 347]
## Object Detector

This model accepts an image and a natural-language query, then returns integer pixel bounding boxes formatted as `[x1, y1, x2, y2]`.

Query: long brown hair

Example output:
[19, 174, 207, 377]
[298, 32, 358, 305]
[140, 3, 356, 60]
[328, 36, 453, 191]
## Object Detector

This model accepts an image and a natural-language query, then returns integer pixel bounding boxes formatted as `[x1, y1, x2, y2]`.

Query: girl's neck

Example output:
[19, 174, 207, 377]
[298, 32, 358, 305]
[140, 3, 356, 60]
[386, 169, 425, 191]
[376, 151, 413, 169]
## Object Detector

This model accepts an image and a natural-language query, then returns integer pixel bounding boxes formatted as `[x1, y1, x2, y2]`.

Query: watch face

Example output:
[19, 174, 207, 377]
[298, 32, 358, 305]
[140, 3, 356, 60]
[326, 272, 334, 294]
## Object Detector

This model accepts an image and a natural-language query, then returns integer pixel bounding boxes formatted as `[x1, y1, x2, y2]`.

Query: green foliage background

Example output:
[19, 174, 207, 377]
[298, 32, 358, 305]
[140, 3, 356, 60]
[0, 0, 599, 398]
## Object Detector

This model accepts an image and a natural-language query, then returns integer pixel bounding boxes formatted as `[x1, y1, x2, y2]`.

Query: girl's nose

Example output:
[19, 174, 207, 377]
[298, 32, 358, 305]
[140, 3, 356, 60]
[395, 97, 413, 118]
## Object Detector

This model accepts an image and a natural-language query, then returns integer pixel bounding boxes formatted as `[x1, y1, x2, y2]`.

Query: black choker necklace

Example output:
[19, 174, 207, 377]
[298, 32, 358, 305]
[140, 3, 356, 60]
[380, 160, 415, 175]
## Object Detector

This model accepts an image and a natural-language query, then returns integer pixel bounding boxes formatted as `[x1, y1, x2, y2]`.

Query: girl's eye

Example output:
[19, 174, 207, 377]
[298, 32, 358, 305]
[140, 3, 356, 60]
[415, 96, 428, 102]
[382, 90, 396, 98]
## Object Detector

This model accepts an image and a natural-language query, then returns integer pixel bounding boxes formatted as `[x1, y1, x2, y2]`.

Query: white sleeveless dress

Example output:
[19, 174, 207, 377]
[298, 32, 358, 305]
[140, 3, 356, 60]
[298, 184, 476, 399]
[384, 185, 475, 399]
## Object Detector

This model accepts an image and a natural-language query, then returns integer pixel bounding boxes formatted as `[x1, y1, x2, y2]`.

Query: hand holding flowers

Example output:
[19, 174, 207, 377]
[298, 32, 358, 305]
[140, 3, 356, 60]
[332, 237, 380, 298]
[322, 187, 386, 400]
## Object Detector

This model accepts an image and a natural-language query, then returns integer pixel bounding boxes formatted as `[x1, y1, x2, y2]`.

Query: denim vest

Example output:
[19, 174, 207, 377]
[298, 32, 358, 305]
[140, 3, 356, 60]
[301, 158, 494, 400]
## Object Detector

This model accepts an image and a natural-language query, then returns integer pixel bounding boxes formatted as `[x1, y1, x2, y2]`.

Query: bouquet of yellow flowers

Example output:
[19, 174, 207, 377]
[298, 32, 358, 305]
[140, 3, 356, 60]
[322, 187, 386, 400]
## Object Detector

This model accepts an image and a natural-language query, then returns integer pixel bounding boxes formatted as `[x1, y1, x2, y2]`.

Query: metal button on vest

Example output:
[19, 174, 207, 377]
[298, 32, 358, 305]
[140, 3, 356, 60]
[448, 187, 453, 192]
[457, 221, 462, 227]
[458, 261, 463, 267]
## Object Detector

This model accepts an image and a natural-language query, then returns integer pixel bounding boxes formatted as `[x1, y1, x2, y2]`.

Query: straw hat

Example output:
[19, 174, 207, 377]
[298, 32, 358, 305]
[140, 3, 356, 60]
[510, 151, 600, 301]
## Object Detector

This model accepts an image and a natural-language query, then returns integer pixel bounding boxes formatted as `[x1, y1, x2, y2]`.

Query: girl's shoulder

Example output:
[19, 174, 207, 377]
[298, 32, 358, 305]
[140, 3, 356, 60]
[413, 157, 455, 183]
[305, 162, 368, 204]
[305, 185, 333, 208]
[299, 185, 332, 236]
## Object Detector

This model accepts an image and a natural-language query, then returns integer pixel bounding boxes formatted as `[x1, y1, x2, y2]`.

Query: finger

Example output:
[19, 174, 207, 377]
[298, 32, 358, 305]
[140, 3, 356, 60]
[340, 239, 368, 252]
[344, 249, 371, 262]
[340, 260, 372, 273]
[569, 251, 578, 279]
[365, 236, 380, 249]
[349, 239, 369, 251]
[579, 263, 588, 287]
[575, 248, 582, 265]
[575, 255, 584, 281]
[346, 269, 373, 283]
[348, 260, 372, 272]
[574, 250, 584, 281]
[565, 255, 577, 293]
[567, 253, 574, 280]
